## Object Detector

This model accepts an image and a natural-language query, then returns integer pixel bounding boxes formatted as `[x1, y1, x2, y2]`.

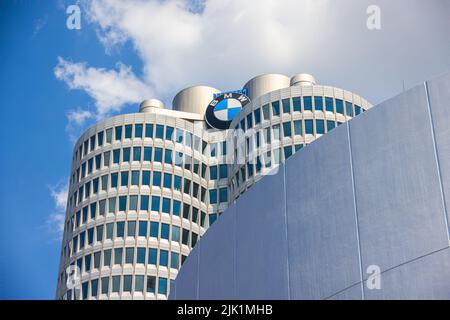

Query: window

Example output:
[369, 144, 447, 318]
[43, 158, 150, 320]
[96, 225, 103, 242]
[145, 124, 153, 138]
[125, 247, 134, 264]
[103, 151, 110, 167]
[115, 126, 122, 141]
[82, 282, 88, 299]
[294, 120, 302, 135]
[147, 276, 156, 293]
[114, 248, 123, 265]
[123, 275, 132, 292]
[162, 198, 171, 214]
[131, 171, 139, 186]
[133, 147, 141, 162]
[262, 104, 270, 120]
[106, 128, 112, 143]
[175, 129, 183, 143]
[101, 175, 108, 191]
[125, 124, 132, 139]
[304, 96, 312, 111]
[150, 222, 158, 238]
[158, 278, 167, 295]
[182, 229, 189, 245]
[127, 221, 136, 237]
[156, 125, 164, 139]
[123, 147, 130, 162]
[254, 108, 261, 124]
[314, 96, 323, 112]
[103, 249, 111, 267]
[135, 124, 143, 138]
[345, 101, 353, 117]
[159, 249, 168, 267]
[138, 221, 148, 237]
[305, 120, 314, 134]
[336, 99, 344, 114]
[144, 147, 152, 161]
[283, 122, 292, 137]
[108, 197, 116, 214]
[293, 97, 301, 112]
[282, 98, 290, 113]
[161, 223, 169, 240]
[112, 276, 120, 293]
[173, 200, 181, 216]
[101, 277, 109, 295]
[209, 214, 217, 226]
[148, 248, 157, 265]
[273, 124, 281, 141]
[284, 146, 293, 159]
[116, 222, 125, 238]
[106, 223, 114, 240]
[171, 252, 179, 269]
[137, 248, 146, 264]
[325, 97, 333, 112]
[219, 188, 227, 203]
[295, 144, 303, 152]
[113, 149, 120, 164]
[153, 172, 161, 187]
[166, 126, 174, 140]
[111, 173, 118, 188]
[209, 189, 217, 204]
[164, 149, 172, 164]
[84, 254, 91, 272]
[142, 171, 150, 185]
[172, 226, 180, 242]
[154, 148, 162, 163]
[174, 175, 182, 191]
[355, 105, 362, 115]
[327, 120, 335, 132]
[119, 196, 127, 211]
[140, 195, 149, 211]
[91, 279, 98, 297]
[210, 166, 217, 180]
[87, 228, 94, 245]
[246, 113, 253, 129]
[135, 275, 144, 292]
[272, 101, 280, 116]
[151, 196, 160, 211]
[316, 120, 325, 134]
[219, 164, 227, 179]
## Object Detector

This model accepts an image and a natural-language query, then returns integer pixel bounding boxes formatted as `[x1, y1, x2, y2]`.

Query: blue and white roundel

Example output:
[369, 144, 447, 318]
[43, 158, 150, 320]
[205, 92, 251, 130]
[213, 98, 242, 121]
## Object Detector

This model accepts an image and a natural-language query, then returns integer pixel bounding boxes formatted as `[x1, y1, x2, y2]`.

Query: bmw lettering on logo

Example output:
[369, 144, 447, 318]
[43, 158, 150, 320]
[205, 91, 251, 130]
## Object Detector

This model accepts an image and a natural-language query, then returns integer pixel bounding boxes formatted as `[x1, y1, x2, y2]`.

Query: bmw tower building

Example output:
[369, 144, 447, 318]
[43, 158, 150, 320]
[56, 73, 371, 300]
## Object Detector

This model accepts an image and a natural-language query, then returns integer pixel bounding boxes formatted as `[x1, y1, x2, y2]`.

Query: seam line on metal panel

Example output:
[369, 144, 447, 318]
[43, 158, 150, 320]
[233, 206, 237, 299]
[424, 82, 450, 246]
[196, 243, 200, 299]
[346, 122, 365, 300]
[282, 164, 291, 299]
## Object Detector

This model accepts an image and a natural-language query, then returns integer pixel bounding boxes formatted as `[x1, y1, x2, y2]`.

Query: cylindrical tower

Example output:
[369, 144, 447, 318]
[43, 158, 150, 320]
[56, 111, 216, 300]
[229, 75, 372, 202]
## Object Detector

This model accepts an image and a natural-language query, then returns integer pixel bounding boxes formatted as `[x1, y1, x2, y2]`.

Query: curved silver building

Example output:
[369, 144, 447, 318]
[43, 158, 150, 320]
[56, 73, 371, 300]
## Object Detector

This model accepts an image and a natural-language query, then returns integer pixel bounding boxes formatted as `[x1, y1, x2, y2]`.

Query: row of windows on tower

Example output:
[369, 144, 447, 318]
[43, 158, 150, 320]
[74, 123, 228, 163]
[71, 169, 228, 208]
[69, 220, 200, 255]
[73, 246, 185, 273]
[67, 195, 219, 234]
[235, 96, 364, 132]
[72, 147, 228, 187]
[68, 275, 172, 300]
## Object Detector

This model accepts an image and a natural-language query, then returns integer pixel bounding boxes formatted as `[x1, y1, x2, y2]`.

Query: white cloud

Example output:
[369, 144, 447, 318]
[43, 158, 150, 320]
[54, 57, 153, 115]
[46, 183, 69, 240]
[56, 0, 450, 125]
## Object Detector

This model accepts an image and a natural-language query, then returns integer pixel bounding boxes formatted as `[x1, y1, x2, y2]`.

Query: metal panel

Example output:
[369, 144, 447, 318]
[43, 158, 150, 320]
[285, 123, 362, 299]
[349, 84, 449, 274]
[235, 165, 289, 299]
[198, 205, 237, 300]
[171, 244, 200, 300]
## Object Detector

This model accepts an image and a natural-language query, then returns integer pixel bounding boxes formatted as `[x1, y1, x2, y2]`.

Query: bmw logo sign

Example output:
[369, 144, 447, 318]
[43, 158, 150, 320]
[205, 92, 250, 130]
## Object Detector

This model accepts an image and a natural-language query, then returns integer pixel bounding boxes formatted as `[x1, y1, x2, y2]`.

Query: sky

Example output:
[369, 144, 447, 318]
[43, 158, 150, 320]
[0, 0, 449, 299]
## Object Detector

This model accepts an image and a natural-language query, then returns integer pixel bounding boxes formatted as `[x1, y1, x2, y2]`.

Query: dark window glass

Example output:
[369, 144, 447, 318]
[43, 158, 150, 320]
[162, 198, 170, 214]
[123, 275, 132, 292]
[316, 119, 325, 134]
[172, 226, 180, 242]
[120, 171, 129, 187]
[171, 252, 179, 269]
[282, 98, 290, 113]
[209, 189, 217, 204]
[147, 276, 156, 293]
[138, 221, 148, 237]
[111, 173, 118, 188]
[127, 221, 136, 237]
[101, 277, 109, 294]
[154, 148, 162, 162]
[284, 146, 293, 159]
[116, 222, 124, 238]
[336, 99, 344, 114]
[158, 277, 167, 295]
[182, 229, 189, 246]
[156, 125, 164, 139]
[262, 104, 270, 120]
[135, 275, 144, 292]
[219, 164, 227, 179]
[272, 101, 280, 116]
[164, 149, 172, 164]
[246, 113, 253, 129]
[145, 124, 153, 138]
[254, 108, 261, 124]
[103, 151, 110, 167]
[165, 126, 174, 140]
[163, 173, 172, 189]
[137, 248, 146, 264]
[151, 196, 160, 211]
[148, 248, 157, 265]
[161, 223, 169, 239]
[140, 195, 149, 211]
[112, 276, 120, 292]
[114, 248, 123, 265]
[355, 105, 362, 115]
[210, 166, 217, 180]
[106, 128, 112, 143]
[125, 125, 132, 139]
[113, 149, 120, 164]
[283, 122, 291, 137]
[125, 247, 134, 264]
[143, 147, 152, 162]
[314, 96, 323, 111]
[219, 188, 227, 203]
[150, 222, 158, 238]
[115, 126, 122, 141]
[325, 97, 333, 112]
[135, 124, 143, 138]
[293, 97, 301, 112]
[327, 120, 335, 132]
[123, 147, 130, 162]
[159, 250, 168, 267]
[153, 171, 161, 187]
[173, 200, 181, 216]
[345, 101, 353, 117]
[174, 175, 182, 191]
[304, 96, 312, 111]
[209, 214, 217, 226]
[305, 120, 314, 134]
[294, 120, 302, 135]
[133, 147, 141, 162]
[131, 171, 139, 186]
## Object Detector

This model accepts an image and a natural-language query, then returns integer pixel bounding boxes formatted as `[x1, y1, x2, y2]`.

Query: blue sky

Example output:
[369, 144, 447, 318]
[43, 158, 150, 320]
[0, 0, 449, 299]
